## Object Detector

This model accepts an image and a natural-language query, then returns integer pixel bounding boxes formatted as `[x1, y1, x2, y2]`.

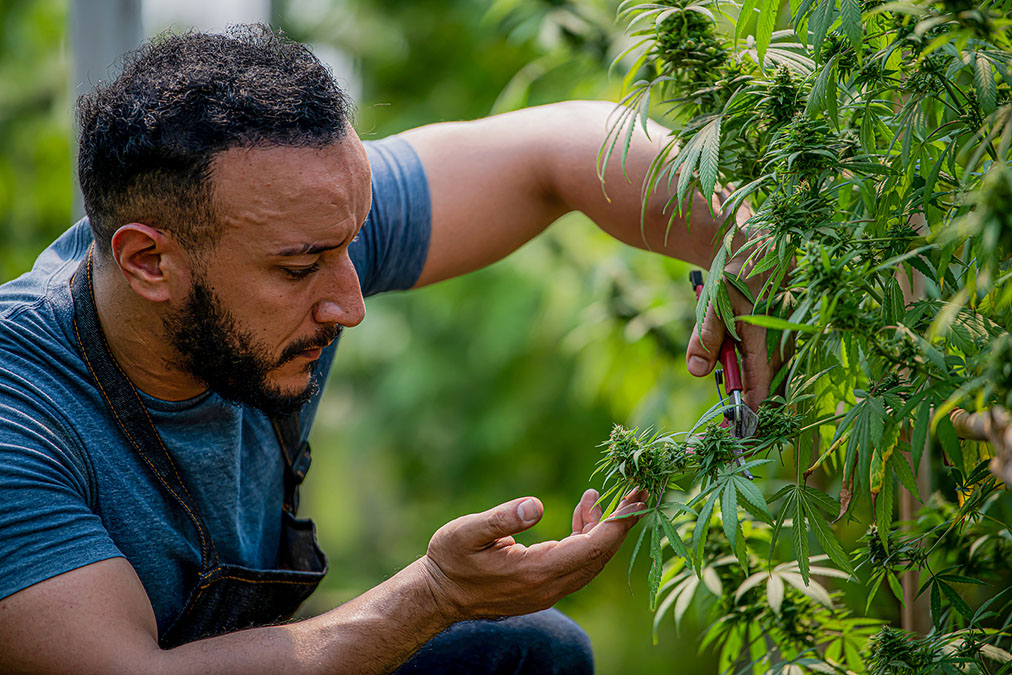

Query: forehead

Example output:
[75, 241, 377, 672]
[210, 136, 372, 244]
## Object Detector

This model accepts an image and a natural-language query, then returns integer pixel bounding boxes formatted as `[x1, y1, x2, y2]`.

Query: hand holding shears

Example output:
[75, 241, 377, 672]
[690, 271, 759, 476]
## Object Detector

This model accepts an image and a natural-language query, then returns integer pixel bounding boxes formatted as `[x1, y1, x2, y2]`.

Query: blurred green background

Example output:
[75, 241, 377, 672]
[0, 0, 721, 671]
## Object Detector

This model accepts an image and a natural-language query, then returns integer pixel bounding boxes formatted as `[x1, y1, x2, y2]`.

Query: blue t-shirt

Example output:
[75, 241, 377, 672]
[0, 136, 430, 633]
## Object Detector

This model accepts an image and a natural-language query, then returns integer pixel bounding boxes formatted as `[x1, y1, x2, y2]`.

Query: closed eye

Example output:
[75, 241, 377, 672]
[281, 262, 321, 281]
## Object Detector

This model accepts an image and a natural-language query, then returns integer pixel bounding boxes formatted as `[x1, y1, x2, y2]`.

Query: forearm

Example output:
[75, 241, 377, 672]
[160, 558, 450, 675]
[404, 101, 733, 288]
[0, 557, 451, 675]
[536, 100, 730, 268]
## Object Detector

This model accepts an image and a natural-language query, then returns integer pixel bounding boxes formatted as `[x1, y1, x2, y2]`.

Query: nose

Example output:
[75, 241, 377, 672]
[313, 255, 366, 328]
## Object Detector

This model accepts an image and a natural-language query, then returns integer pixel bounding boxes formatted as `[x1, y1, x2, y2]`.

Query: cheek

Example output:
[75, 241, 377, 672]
[247, 285, 317, 339]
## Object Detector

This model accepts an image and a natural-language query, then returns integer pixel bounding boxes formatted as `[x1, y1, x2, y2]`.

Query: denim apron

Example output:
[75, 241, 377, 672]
[70, 248, 328, 649]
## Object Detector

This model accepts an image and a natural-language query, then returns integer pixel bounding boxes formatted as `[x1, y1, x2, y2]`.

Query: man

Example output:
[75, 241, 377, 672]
[0, 25, 770, 673]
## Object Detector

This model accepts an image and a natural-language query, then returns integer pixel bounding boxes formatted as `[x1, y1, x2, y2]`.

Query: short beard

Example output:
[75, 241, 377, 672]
[162, 278, 340, 417]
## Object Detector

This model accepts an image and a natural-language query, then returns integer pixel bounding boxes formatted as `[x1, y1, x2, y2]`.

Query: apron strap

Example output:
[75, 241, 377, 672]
[70, 249, 220, 568]
[270, 415, 311, 515]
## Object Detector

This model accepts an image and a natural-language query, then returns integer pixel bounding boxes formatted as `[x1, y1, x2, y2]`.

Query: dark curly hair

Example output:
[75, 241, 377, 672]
[77, 24, 354, 257]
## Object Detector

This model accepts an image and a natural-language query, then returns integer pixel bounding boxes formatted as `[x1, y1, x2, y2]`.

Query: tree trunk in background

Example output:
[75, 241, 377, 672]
[70, 0, 143, 218]
[898, 226, 934, 635]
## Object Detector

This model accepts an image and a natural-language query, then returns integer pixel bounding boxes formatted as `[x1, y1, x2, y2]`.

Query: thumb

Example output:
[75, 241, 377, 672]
[738, 323, 773, 411]
[686, 302, 726, 377]
[456, 497, 544, 549]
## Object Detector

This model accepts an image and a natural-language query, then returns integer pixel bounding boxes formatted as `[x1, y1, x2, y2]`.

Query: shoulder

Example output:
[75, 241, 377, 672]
[0, 220, 100, 497]
[351, 136, 432, 296]
[1, 220, 93, 321]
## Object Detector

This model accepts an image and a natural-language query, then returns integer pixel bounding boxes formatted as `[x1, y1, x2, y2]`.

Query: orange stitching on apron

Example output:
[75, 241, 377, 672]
[185, 573, 318, 615]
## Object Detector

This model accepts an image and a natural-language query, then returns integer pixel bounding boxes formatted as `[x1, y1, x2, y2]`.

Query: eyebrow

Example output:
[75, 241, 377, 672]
[273, 242, 343, 257]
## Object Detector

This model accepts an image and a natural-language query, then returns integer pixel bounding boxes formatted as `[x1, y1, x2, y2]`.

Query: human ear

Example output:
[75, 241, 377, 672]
[109, 224, 190, 304]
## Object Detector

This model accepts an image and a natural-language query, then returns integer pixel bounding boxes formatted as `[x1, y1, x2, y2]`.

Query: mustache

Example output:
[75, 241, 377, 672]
[277, 325, 343, 365]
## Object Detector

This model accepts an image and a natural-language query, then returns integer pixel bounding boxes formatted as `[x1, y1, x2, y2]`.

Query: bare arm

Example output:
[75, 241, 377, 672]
[402, 100, 723, 286]
[401, 101, 773, 408]
[0, 491, 644, 674]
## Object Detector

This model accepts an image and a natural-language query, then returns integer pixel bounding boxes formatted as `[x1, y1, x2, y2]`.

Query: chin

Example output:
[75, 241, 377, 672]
[269, 368, 316, 396]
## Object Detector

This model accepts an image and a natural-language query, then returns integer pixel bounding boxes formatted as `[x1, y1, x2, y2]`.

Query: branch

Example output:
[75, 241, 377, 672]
[950, 407, 1012, 486]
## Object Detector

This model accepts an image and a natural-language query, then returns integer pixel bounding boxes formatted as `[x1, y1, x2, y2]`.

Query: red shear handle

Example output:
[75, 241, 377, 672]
[692, 277, 744, 394]
[720, 340, 742, 392]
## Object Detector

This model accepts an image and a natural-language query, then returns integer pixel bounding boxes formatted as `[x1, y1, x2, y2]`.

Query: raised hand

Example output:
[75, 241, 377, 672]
[420, 489, 647, 622]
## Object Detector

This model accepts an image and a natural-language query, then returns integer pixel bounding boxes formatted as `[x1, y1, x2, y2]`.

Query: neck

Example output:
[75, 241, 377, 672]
[91, 258, 208, 401]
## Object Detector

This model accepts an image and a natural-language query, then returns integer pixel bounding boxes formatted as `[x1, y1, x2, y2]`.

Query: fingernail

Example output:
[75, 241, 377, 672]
[517, 499, 538, 523]
[688, 356, 709, 374]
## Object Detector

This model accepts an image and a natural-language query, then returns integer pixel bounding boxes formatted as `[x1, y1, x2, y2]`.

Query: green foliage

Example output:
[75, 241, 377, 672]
[0, 0, 72, 282]
[586, 0, 1012, 668]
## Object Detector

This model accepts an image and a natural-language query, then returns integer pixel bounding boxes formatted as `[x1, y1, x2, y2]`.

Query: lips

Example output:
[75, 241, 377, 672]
[299, 347, 323, 360]
[281, 326, 342, 365]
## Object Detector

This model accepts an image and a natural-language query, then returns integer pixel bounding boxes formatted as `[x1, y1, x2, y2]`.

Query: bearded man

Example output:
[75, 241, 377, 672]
[0, 25, 771, 674]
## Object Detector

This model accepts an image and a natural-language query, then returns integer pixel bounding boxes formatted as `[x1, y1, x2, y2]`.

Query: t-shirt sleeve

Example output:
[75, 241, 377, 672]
[352, 135, 432, 297]
[0, 373, 122, 601]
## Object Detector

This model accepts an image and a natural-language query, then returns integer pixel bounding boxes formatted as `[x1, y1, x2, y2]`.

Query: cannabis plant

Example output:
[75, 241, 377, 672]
[583, 0, 1012, 669]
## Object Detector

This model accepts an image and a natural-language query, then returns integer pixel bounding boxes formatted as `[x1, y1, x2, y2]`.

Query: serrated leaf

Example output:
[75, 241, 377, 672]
[716, 281, 741, 340]
[675, 126, 708, 213]
[724, 272, 755, 306]
[980, 644, 1012, 663]
[771, 489, 795, 555]
[886, 572, 905, 604]
[735, 572, 769, 603]
[658, 512, 691, 564]
[810, 0, 836, 59]
[739, 314, 819, 332]
[699, 115, 722, 201]
[692, 489, 720, 565]
[695, 245, 730, 347]
[673, 576, 699, 628]
[938, 573, 986, 586]
[888, 452, 920, 501]
[702, 566, 723, 597]
[734, 475, 773, 521]
[768, 573, 785, 613]
[782, 572, 833, 606]
[737, 0, 760, 40]
[976, 53, 997, 116]
[931, 581, 943, 628]
[806, 501, 855, 575]
[865, 575, 884, 613]
[825, 67, 839, 127]
[806, 54, 840, 118]
[938, 581, 973, 620]
[802, 486, 839, 516]
[840, 0, 861, 47]
[722, 485, 738, 548]
[793, 0, 818, 24]
[733, 521, 749, 572]
[648, 516, 663, 608]
[793, 494, 810, 584]
[756, 0, 778, 67]
[653, 576, 684, 642]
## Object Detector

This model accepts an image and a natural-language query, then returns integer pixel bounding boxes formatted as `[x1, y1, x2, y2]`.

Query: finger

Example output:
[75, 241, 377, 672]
[540, 500, 647, 574]
[572, 489, 599, 535]
[624, 487, 649, 502]
[738, 323, 773, 411]
[448, 496, 544, 551]
[686, 302, 725, 377]
[605, 491, 649, 522]
[583, 498, 602, 535]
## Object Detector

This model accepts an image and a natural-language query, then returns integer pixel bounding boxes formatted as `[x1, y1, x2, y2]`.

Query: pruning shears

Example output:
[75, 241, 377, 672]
[690, 270, 759, 477]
